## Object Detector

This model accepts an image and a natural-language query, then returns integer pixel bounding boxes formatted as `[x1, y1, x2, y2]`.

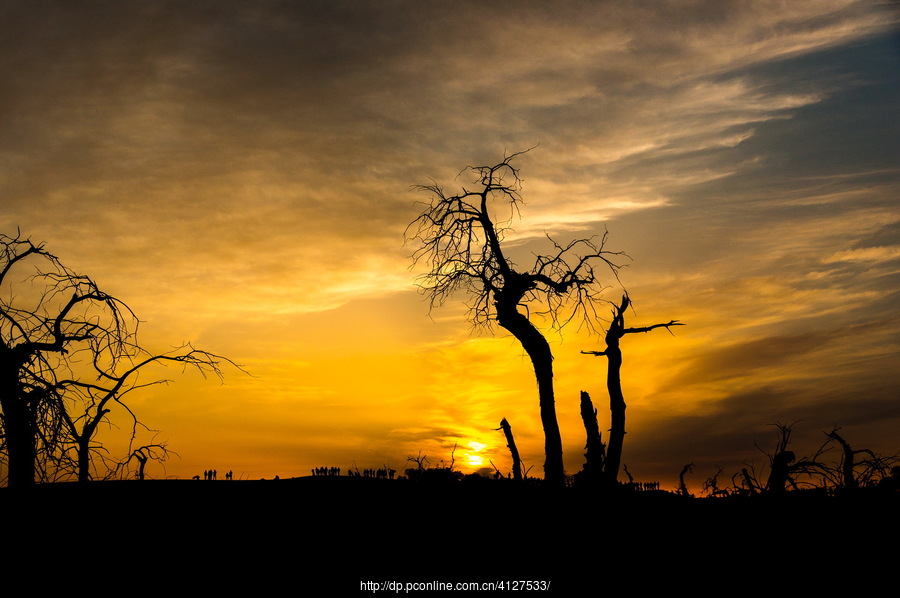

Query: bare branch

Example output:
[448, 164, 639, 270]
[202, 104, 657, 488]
[0, 232, 244, 485]
[407, 150, 625, 487]
[406, 151, 624, 333]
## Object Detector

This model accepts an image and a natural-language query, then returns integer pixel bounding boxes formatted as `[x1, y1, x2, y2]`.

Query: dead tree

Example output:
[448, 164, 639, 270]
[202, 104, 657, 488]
[408, 151, 623, 488]
[703, 467, 728, 497]
[54, 347, 232, 483]
[405, 450, 430, 480]
[497, 417, 523, 481]
[740, 467, 761, 495]
[622, 463, 635, 485]
[582, 294, 682, 487]
[0, 232, 238, 486]
[120, 443, 172, 481]
[825, 427, 868, 490]
[767, 451, 796, 494]
[0, 232, 132, 487]
[760, 421, 829, 493]
[763, 422, 798, 495]
[679, 462, 694, 497]
[445, 442, 458, 471]
[578, 390, 605, 485]
[821, 427, 900, 490]
[132, 449, 149, 480]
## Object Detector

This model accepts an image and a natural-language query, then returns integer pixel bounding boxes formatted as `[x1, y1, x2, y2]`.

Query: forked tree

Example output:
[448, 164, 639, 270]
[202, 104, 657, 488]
[120, 443, 172, 481]
[582, 294, 682, 487]
[0, 232, 235, 486]
[53, 347, 231, 483]
[822, 427, 898, 491]
[407, 151, 623, 488]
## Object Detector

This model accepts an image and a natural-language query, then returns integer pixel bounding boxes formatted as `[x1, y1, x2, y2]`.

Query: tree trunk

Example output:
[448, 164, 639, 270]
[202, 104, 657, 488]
[741, 468, 759, 495]
[0, 395, 36, 487]
[77, 437, 91, 483]
[0, 361, 37, 487]
[827, 430, 857, 490]
[583, 294, 681, 490]
[767, 451, 795, 494]
[579, 391, 604, 484]
[604, 339, 625, 488]
[73, 416, 102, 482]
[499, 418, 523, 481]
[496, 303, 565, 488]
[679, 463, 693, 497]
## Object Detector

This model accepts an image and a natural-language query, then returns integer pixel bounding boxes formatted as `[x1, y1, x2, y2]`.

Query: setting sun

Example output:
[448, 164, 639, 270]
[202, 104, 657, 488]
[465, 442, 489, 470]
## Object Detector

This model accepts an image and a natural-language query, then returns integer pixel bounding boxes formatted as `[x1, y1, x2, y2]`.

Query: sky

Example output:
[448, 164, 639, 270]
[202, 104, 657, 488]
[2, 1, 898, 489]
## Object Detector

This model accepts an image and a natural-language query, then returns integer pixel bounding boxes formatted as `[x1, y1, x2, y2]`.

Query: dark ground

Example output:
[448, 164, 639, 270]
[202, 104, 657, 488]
[2, 477, 896, 592]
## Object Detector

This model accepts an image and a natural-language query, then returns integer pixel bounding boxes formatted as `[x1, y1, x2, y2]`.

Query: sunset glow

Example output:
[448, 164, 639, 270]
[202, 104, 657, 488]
[2, 1, 898, 489]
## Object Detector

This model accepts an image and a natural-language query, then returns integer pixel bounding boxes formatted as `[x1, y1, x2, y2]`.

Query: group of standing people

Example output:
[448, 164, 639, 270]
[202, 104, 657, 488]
[312, 466, 341, 476]
[352, 467, 396, 479]
[629, 481, 660, 491]
[201, 469, 234, 480]
[310, 466, 396, 479]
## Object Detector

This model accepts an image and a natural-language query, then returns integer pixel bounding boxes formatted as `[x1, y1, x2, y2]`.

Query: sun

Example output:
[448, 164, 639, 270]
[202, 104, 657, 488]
[464, 441, 488, 469]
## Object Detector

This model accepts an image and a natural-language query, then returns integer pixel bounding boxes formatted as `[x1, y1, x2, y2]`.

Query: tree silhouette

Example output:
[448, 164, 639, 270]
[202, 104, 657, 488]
[0, 232, 235, 486]
[582, 294, 681, 487]
[577, 390, 605, 486]
[407, 151, 623, 487]
[52, 346, 230, 483]
[728, 424, 900, 495]
[496, 417, 523, 482]
[821, 427, 899, 491]
[755, 421, 834, 493]
[678, 462, 694, 497]
[120, 442, 172, 481]
[763, 422, 796, 494]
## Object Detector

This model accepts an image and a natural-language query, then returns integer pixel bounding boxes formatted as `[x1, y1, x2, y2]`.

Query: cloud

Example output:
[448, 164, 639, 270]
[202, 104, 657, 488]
[1, 1, 898, 483]
[824, 245, 900, 264]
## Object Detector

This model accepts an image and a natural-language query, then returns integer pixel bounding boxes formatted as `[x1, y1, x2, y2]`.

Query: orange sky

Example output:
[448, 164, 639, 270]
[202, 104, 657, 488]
[2, 1, 899, 490]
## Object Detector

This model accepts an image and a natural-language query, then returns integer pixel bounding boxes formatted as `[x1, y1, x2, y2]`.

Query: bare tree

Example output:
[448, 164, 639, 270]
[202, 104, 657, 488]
[757, 421, 834, 493]
[582, 294, 682, 487]
[622, 462, 634, 485]
[738, 423, 900, 495]
[678, 462, 694, 497]
[53, 347, 232, 483]
[577, 390, 605, 486]
[405, 449, 430, 479]
[764, 422, 796, 494]
[0, 232, 237, 487]
[119, 442, 174, 481]
[809, 427, 897, 491]
[407, 151, 623, 487]
[496, 417, 523, 482]
[821, 427, 900, 490]
[703, 467, 729, 497]
[826, 428, 862, 490]
[739, 467, 762, 496]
